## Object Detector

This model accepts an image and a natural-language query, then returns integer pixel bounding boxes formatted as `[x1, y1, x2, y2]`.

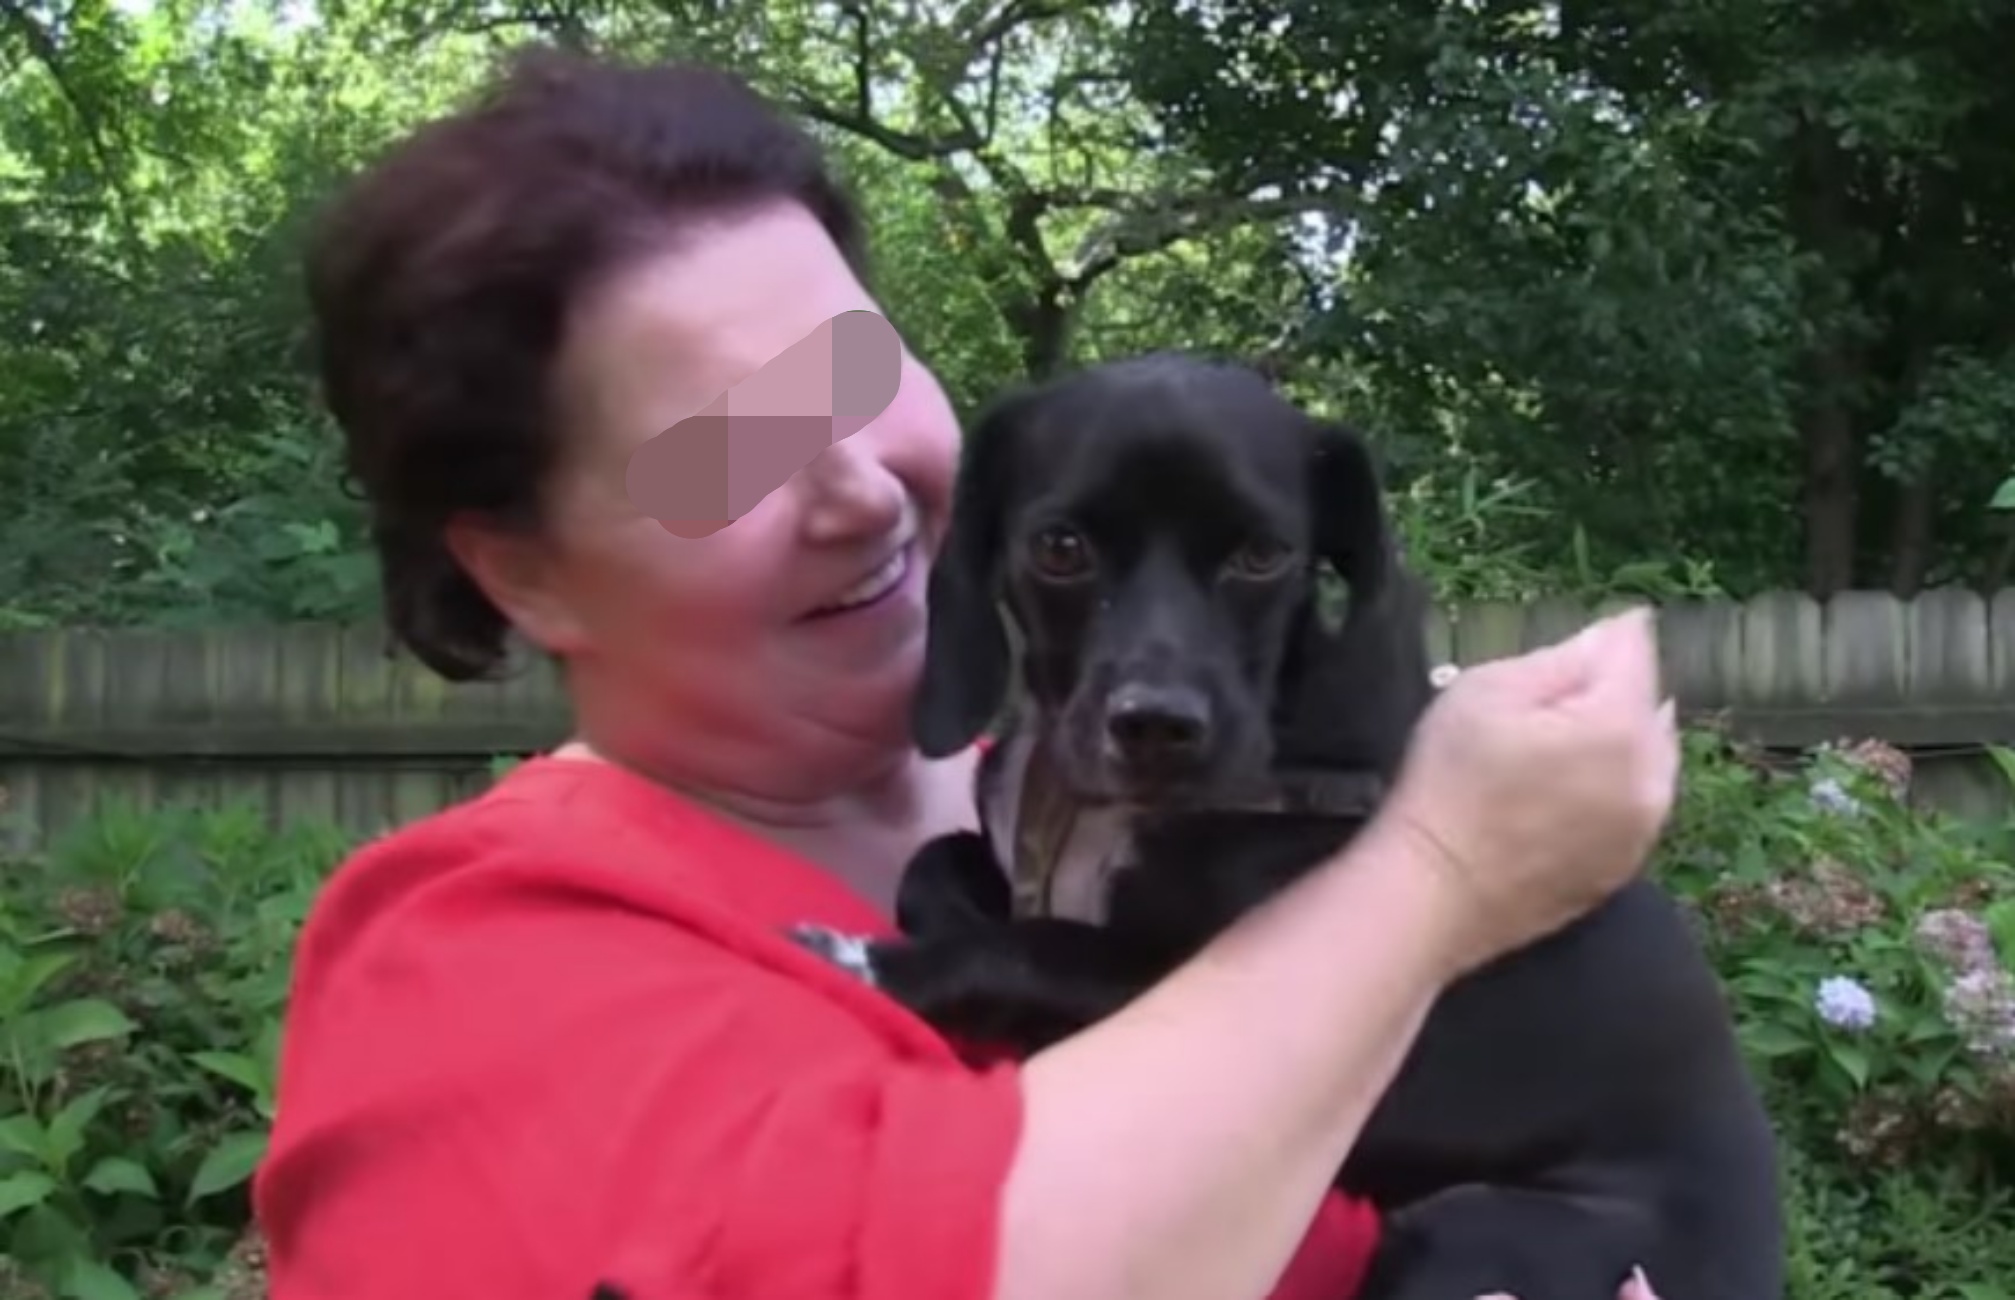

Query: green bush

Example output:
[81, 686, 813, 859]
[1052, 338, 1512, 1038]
[0, 800, 339, 1299]
[0, 733, 2012, 1297]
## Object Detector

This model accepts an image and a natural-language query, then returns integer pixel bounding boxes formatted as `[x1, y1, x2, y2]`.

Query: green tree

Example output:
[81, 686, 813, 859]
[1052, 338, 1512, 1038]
[1126, 0, 2015, 596]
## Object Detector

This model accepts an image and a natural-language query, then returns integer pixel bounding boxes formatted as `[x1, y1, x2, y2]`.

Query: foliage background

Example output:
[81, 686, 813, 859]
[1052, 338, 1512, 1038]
[5, 0, 2015, 631]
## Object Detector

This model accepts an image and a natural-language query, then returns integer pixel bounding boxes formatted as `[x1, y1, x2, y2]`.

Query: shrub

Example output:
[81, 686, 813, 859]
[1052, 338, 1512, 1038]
[1659, 728, 2015, 1171]
[0, 731, 2012, 1296]
[0, 798, 342, 1299]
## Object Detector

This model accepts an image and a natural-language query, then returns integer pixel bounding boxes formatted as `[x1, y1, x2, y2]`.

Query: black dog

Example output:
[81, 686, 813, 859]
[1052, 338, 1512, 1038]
[829, 353, 1784, 1299]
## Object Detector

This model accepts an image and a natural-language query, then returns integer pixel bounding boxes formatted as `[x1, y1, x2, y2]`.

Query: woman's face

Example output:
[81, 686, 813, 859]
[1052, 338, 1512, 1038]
[466, 201, 964, 799]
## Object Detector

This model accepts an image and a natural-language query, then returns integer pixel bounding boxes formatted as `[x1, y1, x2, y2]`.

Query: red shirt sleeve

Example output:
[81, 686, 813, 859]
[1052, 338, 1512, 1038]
[1274, 1191, 1382, 1299]
[252, 757, 1378, 1300]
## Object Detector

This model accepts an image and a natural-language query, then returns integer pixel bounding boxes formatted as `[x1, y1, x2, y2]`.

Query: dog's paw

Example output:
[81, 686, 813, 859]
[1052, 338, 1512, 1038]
[785, 923, 881, 987]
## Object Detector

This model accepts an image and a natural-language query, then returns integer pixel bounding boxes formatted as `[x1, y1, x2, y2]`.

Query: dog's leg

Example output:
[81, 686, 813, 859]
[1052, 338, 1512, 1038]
[866, 919, 1160, 1054]
[894, 830, 1015, 940]
[1354, 1182, 1658, 1300]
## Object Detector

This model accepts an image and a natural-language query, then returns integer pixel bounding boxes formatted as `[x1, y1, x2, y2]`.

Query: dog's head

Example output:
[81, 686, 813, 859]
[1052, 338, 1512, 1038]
[913, 352, 1401, 807]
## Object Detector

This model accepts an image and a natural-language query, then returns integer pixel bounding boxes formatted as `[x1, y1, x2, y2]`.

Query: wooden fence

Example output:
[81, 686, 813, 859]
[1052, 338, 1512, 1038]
[2, 588, 2013, 852]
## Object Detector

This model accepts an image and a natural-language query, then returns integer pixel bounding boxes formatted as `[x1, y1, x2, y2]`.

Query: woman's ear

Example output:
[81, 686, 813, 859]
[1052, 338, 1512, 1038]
[441, 512, 590, 659]
[910, 390, 1033, 758]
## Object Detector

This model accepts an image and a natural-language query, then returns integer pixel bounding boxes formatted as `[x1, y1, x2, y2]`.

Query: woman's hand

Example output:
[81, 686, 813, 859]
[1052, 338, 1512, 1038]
[1480, 1263, 1661, 1300]
[1379, 606, 1681, 978]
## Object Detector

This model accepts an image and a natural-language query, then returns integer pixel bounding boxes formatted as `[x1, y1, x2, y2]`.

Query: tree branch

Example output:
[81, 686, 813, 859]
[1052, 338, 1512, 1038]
[0, 0, 141, 247]
[782, 1, 984, 161]
[1065, 189, 1346, 293]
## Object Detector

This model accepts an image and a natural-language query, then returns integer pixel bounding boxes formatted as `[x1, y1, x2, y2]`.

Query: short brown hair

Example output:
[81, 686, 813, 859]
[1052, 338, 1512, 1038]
[306, 45, 869, 680]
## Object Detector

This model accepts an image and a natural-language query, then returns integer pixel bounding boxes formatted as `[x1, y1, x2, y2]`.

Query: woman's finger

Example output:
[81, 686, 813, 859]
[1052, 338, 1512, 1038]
[1620, 1265, 1661, 1299]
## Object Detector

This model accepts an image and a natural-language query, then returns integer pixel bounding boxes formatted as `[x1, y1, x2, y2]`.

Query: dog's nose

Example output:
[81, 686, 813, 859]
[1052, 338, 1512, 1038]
[1104, 684, 1211, 766]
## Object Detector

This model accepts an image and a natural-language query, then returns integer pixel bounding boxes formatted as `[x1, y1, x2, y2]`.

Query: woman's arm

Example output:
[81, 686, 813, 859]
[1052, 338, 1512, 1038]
[996, 611, 1679, 1300]
[1001, 817, 1457, 1300]
[1015, 818, 1458, 1297]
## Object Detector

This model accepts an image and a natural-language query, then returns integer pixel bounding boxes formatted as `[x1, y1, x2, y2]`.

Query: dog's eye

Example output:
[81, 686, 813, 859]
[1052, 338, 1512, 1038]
[1226, 538, 1296, 579]
[1028, 526, 1094, 580]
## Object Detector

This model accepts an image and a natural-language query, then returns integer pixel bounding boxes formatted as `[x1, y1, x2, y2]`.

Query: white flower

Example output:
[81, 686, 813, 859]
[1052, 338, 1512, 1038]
[1429, 663, 1462, 689]
[1815, 974, 1877, 1031]
[1941, 968, 2015, 1062]
[1809, 777, 1864, 818]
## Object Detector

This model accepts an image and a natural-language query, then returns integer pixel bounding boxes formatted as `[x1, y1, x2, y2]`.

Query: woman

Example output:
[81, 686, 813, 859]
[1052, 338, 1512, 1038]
[253, 45, 1674, 1300]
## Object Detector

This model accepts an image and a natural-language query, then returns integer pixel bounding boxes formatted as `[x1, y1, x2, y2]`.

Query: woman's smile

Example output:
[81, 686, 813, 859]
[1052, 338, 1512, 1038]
[822, 541, 912, 611]
[795, 533, 927, 670]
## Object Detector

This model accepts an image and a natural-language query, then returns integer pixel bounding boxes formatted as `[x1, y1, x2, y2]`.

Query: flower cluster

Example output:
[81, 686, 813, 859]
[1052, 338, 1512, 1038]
[1837, 1089, 1920, 1166]
[1808, 776, 1864, 818]
[1797, 737, 1919, 819]
[1916, 908, 2001, 974]
[1815, 974, 1877, 1031]
[1829, 737, 1914, 802]
[1766, 857, 1888, 937]
[1916, 909, 2015, 1065]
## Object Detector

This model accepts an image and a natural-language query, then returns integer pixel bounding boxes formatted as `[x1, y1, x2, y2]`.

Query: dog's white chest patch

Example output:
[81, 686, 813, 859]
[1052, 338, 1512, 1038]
[980, 729, 1138, 925]
[1038, 807, 1137, 924]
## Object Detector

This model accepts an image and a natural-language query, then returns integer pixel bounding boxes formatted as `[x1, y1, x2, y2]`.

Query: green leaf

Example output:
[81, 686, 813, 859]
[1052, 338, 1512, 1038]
[1739, 1021, 1809, 1059]
[0, 1169, 58, 1219]
[186, 1130, 267, 1205]
[1984, 898, 2015, 968]
[1825, 1039, 1872, 1090]
[1989, 476, 2015, 511]
[81, 1156, 158, 1199]
[0, 950, 78, 1018]
[38, 999, 137, 1051]
[44, 1087, 111, 1173]
[62, 1257, 143, 1300]
[0, 1114, 45, 1160]
[1901, 1042, 1960, 1087]
[189, 1050, 266, 1097]
[1905, 1015, 1958, 1045]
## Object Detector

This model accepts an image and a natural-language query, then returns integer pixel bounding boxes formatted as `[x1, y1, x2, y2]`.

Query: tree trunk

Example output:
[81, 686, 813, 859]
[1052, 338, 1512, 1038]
[1887, 472, 1936, 596]
[1798, 377, 1859, 597]
[1014, 289, 1072, 379]
[1789, 120, 1861, 597]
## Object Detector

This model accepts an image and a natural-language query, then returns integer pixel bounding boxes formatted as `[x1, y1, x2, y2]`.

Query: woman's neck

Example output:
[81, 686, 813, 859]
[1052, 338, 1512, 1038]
[552, 736, 981, 914]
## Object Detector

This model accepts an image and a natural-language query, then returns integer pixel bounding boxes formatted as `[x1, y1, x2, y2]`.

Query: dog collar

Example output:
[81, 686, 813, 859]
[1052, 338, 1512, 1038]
[1005, 743, 1392, 921]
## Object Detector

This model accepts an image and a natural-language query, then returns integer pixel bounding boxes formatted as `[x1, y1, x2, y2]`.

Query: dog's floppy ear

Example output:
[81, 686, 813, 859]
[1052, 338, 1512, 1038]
[911, 388, 1035, 757]
[1308, 419, 1395, 606]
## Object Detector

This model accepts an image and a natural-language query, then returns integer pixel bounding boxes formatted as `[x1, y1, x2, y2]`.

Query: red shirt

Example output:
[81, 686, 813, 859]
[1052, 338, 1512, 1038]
[254, 754, 1380, 1299]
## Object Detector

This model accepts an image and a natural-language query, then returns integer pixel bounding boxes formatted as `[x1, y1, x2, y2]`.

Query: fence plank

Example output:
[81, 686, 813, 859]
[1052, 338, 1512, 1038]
[1450, 600, 1527, 664]
[1992, 589, 2015, 696]
[1522, 596, 1588, 651]
[1421, 604, 1455, 667]
[1825, 590, 1909, 706]
[1909, 588, 1993, 703]
[1660, 600, 1743, 708]
[1737, 591, 1826, 706]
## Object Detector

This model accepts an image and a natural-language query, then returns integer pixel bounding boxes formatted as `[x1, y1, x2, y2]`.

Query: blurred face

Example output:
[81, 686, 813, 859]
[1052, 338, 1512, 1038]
[459, 201, 962, 801]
